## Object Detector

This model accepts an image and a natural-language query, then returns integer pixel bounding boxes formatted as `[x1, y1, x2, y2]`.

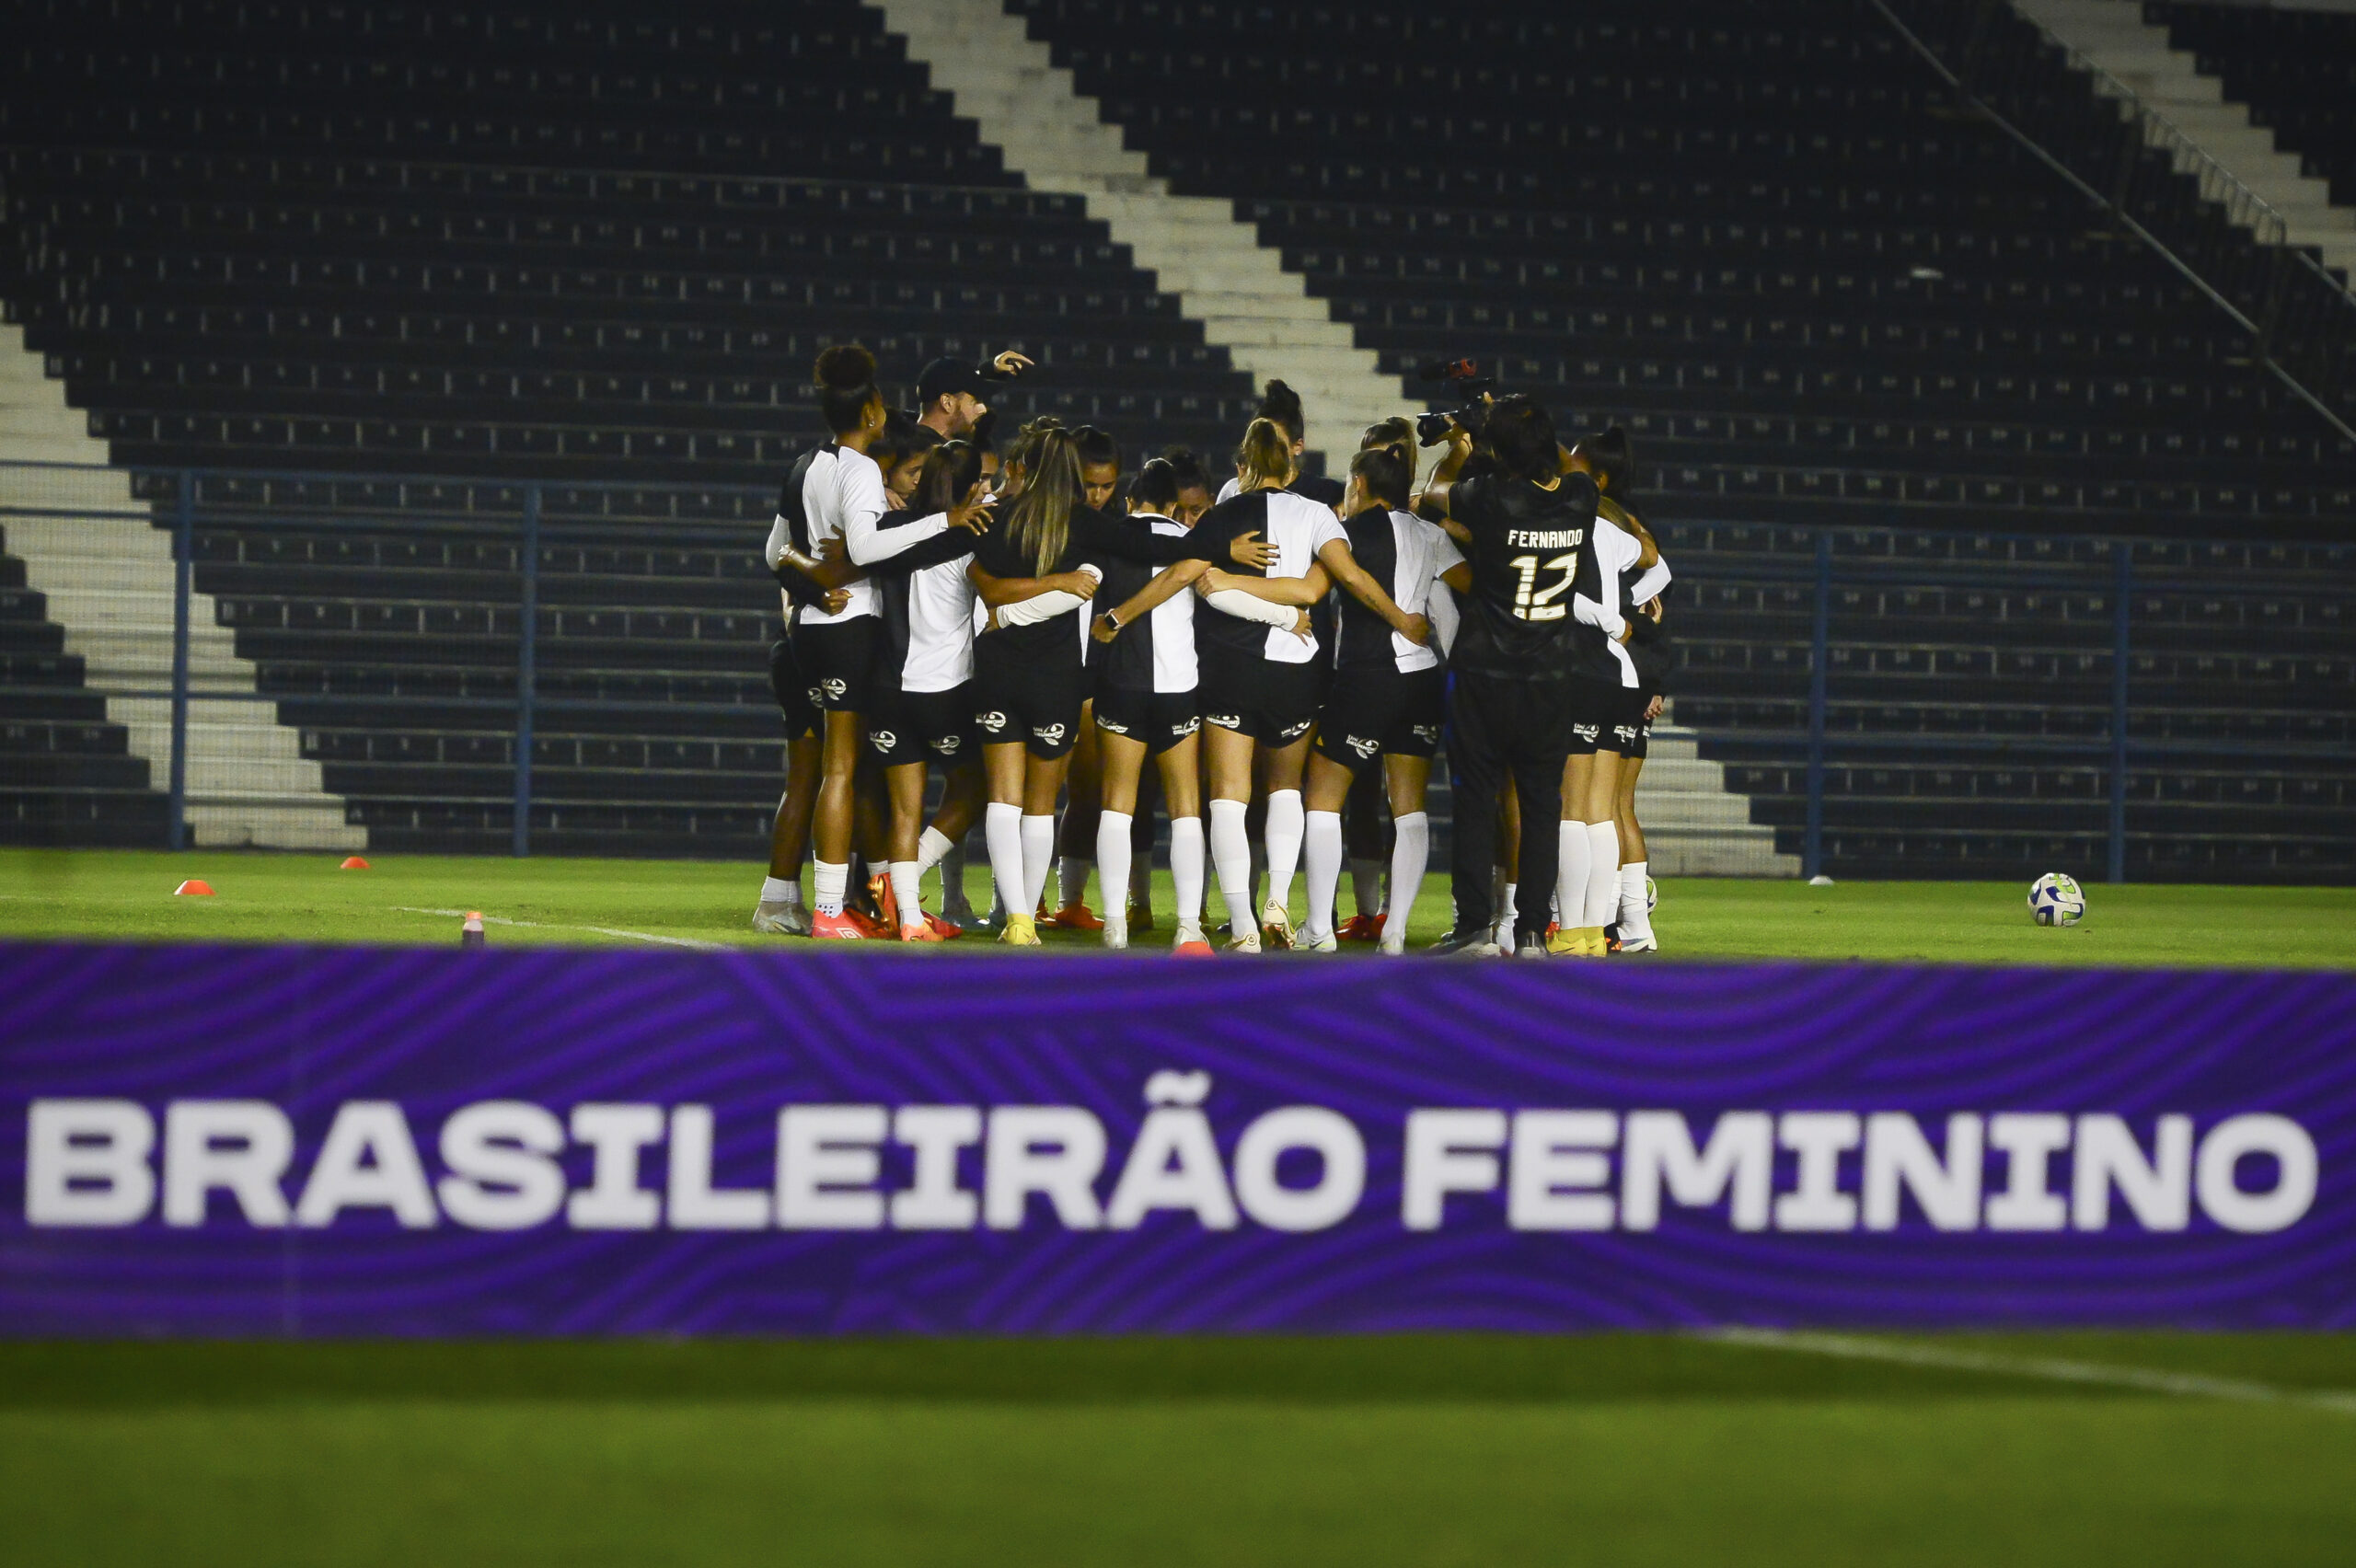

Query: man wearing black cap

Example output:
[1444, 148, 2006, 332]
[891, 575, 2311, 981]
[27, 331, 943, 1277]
[916, 350, 1034, 441]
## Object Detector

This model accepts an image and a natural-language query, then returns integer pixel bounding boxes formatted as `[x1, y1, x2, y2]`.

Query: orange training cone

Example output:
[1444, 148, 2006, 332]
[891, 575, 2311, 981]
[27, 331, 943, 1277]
[174, 880, 214, 896]
[340, 856, 371, 870]
[461, 911, 486, 949]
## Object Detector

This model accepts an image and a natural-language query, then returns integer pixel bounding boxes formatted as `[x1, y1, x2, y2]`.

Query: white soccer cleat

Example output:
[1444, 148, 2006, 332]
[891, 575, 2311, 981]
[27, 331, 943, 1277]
[752, 899, 810, 936]
[1260, 900, 1297, 951]
[1226, 926, 1263, 954]
[1102, 915, 1128, 952]
[1617, 931, 1659, 953]
[1300, 927, 1338, 952]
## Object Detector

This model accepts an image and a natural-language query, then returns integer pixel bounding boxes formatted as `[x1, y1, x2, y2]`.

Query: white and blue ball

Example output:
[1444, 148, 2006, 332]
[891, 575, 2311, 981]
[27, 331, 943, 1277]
[2027, 872, 2085, 927]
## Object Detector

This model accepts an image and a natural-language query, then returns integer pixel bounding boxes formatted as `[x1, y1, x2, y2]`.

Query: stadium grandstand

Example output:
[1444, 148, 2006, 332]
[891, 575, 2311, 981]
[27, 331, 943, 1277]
[0, 0, 2350, 885]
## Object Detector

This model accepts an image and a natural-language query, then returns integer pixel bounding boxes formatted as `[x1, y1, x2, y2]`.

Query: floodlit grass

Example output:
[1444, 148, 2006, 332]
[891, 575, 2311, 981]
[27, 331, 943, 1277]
[2, 1336, 2352, 1566]
[0, 847, 2350, 966]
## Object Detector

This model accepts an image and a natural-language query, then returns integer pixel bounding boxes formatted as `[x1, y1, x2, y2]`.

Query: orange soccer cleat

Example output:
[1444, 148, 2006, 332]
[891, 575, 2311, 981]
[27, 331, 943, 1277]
[810, 910, 869, 940]
[1337, 913, 1384, 943]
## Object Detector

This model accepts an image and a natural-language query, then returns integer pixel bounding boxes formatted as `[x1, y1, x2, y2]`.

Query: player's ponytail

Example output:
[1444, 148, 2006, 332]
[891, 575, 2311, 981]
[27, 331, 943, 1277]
[1255, 380, 1307, 445]
[814, 343, 881, 435]
[1579, 425, 1634, 498]
[913, 439, 984, 516]
[1129, 456, 1184, 515]
[1234, 417, 1295, 491]
[1001, 421, 1082, 573]
[1349, 445, 1411, 512]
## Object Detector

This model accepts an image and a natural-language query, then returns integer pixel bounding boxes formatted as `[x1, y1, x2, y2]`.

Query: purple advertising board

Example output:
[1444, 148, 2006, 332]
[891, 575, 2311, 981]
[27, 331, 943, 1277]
[2, 941, 2350, 1336]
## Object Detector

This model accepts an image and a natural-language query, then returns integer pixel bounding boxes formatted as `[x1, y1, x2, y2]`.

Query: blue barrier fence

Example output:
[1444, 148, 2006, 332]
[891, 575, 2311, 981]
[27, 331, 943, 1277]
[3, 457, 2350, 876]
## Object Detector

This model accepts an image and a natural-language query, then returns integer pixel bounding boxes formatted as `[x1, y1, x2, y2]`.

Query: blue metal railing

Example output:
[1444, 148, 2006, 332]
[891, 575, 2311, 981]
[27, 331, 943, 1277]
[5, 457, 2350, 875]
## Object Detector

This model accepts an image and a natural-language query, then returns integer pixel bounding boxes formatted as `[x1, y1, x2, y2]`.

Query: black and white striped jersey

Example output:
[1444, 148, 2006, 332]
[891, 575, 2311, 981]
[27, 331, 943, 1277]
[1092, 513, 1198, 694]
[1569, 513, 1645, 688]
[1191, 489, 1347, 665]
[867, 511, 978, 695]
[1330, 506, 1463, 674]
[1615, 513, 1673, 694]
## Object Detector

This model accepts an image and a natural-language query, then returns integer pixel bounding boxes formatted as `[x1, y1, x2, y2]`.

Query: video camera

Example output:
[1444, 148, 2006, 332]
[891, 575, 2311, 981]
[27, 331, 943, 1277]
[1412, 358, 1496, 446]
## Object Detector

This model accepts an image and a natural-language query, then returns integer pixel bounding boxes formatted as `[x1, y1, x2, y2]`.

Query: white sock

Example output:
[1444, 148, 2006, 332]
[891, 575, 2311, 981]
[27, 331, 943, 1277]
[1303, 809, 1344, 940]
[1584, 820, 1621, 928]
[760, 875, 801, 906]
[1382, 812, 1428, 952]
[1501, 882, 1518, 939]
[918, 825, 955, 875]
[1095, 813, 1132, 929]
[1058, 855, 1090, 909]
[1021, 815, 1057, 914]
[889, 862, 923, 930]
[941, 843, 973, 911]
[1350, 858, 1383, 917]
[813, 860, 849, 918]
[1208, 798, 1253, 937]
[1557, 820, 1590, 933]
[984, 804, 1025, 920]
[1621, 859, 1653, 938]
[1169, 814, 1206, 927]
[1264, 789, 1304, 915]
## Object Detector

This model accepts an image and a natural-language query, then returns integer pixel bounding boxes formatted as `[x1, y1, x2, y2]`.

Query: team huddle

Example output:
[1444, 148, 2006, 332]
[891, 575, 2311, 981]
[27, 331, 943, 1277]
[752, 345, 1670, 957]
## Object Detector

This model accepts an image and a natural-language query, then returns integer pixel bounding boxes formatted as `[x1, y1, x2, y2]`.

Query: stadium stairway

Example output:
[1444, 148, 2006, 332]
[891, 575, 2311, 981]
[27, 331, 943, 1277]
[2148, 1, 2356, 211]
[2017, 0, 2356, 281]
[0, 517, 169, 845]
[0, 325, 361, 848]
[869, 0, 1410, 463]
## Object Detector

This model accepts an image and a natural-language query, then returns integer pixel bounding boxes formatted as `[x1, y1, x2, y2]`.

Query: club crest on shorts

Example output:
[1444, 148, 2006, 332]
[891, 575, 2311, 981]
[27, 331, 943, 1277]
[1346, 733, 1380, 759]
[1173, 716, 1200, 738]
[1206, 712, 1242, 730]
[1613, 724, 1637, 744]
[1098, 717, 1130, 735]
[1034, 722, 1068, 745]
[805, 685, 825, 707]
[822, 677, 848, 701]
[1412, 723, 1439, 745]
[1279, 719, 1313, 741]
[1574, 721, 1600, 743]
[935, 733, 961, 755]
[978, 710, 1009, 733]
[869, 729, 897, 750]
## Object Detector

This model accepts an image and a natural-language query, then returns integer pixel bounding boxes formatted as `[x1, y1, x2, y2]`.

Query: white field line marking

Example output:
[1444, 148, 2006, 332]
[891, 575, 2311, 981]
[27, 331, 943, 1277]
[1703, 1327, 2356, 1415]
[393, 906, 727, 951]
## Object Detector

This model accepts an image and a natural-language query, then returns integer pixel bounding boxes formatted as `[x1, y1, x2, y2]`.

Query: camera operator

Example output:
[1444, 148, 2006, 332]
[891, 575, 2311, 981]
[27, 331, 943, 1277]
[1415, 394, 1601, 957]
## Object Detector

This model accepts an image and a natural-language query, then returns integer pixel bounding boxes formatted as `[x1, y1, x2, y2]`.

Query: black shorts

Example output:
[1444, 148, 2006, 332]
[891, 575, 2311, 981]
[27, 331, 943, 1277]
[1312, 664, 1446, 774]
[868, 683, 978, 767]
[1095, 686, 1201, 755]
[1198, 647, 1322, 747]
[1564, 675, 1634, 757]
[1613, 688, 1657, 760]
[768, 636, 818, 742]
[791, 617, 879, 714]
[973, 641, 1085, 760]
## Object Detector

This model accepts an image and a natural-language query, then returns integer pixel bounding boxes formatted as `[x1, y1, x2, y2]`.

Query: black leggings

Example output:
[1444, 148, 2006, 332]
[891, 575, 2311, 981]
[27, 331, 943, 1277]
[1445, 674, 1571, 944]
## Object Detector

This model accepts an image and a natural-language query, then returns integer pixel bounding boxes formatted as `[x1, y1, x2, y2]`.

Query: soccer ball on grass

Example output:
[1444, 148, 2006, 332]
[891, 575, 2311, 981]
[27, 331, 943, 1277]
[2027, 872, 2085, 927]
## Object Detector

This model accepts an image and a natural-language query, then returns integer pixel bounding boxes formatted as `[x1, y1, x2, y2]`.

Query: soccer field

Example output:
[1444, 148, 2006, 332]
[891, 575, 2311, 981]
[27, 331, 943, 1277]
[4, 1334, 2353, 1566]
[1, 847, 2352, 965]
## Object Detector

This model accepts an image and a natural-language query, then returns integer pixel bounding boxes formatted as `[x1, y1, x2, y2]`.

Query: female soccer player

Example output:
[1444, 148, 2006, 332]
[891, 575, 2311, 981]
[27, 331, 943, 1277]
[770, 346, 954, 938]
[1583, 429, 1672, 952]
[1296, 444, 1462, 953]
[1084, 455, 1221, 953]
[967, 421, 1109, 945]
[1194, 420, 1428, 950]
[863, 441, 997, 940]
[1552, 428, 1655, 958]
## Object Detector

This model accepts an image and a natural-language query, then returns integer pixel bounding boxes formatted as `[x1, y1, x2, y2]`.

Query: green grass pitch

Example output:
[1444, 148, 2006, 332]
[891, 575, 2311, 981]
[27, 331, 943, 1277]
[3, 1334, 2354, 1565]
[1, 847, 2353, 964]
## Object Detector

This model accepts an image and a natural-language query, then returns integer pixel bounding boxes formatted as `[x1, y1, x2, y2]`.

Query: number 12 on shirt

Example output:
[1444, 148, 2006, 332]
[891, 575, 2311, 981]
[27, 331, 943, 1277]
[1508, 552, 1576, 622]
